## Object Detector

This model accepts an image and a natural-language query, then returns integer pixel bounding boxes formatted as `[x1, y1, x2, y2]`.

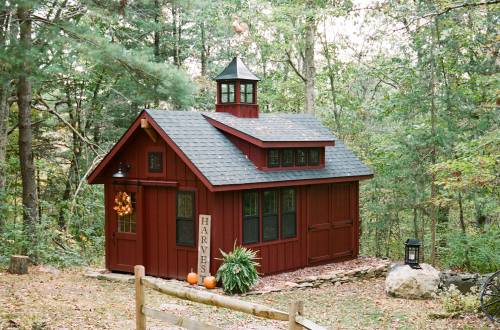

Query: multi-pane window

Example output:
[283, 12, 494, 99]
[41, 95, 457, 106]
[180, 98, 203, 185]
[308, 149, 321, 166]
[262, 190, 279, 241]
[148, 152, 163, 172]
[118, 192, 136, 233]
[268, 149, 280, 168]
[240, 83, 254, 103]
[176, 191, 195, 246]
[281, 189, 296, 239]
[220, 83, 235, 103]
[242, 188, 296, 244]
[267, 148, 323, 168]
[243, 191, 259, 244]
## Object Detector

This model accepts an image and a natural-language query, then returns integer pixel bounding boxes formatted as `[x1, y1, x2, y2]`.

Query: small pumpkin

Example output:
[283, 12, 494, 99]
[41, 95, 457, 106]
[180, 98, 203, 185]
[203, 274, 217, 289]
[187, 269, 198, 285]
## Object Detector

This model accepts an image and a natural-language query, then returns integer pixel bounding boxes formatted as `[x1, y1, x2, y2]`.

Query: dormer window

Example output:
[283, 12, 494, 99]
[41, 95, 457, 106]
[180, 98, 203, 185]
[220, 83, 235, 103]
[309, 149, 321, 166]
[240, 83, 254, 103]
[266, 148, 324, 169]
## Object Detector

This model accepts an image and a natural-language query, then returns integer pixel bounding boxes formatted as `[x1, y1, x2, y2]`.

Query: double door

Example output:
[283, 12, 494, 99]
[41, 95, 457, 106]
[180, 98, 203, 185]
[307, 183, 357, 264]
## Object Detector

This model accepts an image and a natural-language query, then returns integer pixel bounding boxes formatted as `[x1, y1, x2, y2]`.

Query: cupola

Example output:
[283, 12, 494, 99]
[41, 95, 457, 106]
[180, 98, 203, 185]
[214, 57, 260, 118]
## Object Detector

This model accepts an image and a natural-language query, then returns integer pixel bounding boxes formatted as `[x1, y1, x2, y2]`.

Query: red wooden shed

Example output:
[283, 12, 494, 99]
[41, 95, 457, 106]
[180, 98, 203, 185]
[87, 57, 373, 280]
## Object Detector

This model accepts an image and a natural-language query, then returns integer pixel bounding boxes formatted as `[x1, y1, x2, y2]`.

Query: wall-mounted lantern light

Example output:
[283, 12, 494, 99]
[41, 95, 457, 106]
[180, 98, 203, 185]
[112, 162, 130, 178]
[405, 239, 421, 269]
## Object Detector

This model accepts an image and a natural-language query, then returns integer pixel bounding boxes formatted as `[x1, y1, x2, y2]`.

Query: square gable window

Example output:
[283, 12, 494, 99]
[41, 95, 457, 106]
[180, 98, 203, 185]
[308, 149, 321, 166]
[295, 149, 307, 166]
[282, 149, 294, 167]
[148, 152, 163, 172]
[268, 149, 280, 168]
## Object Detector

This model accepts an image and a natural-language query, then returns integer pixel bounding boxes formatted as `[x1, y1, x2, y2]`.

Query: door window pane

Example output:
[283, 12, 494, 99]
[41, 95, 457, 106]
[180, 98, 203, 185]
[118, 192, 136, 233]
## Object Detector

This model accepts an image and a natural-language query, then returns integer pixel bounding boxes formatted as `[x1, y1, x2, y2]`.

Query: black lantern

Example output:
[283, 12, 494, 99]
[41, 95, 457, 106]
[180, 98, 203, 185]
[405, 239, 421, 269]
[112, 162, 130, 178]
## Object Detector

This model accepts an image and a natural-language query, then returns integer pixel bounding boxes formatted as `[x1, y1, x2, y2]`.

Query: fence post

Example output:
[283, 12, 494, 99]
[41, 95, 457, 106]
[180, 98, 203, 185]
[288, 300, 304, 330]
[135, 265, 146, 330]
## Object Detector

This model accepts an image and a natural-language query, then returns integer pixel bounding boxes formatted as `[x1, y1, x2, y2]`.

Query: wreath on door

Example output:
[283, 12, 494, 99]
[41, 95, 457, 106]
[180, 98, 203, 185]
[113, 192, 133, 216]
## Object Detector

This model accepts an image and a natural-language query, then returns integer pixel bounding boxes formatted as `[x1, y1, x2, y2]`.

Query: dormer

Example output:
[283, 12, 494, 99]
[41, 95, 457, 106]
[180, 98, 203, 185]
[214, 57, 260, 118]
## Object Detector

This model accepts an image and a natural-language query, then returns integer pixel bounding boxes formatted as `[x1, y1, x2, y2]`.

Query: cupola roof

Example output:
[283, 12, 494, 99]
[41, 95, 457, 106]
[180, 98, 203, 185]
[214, 57, 260, 81]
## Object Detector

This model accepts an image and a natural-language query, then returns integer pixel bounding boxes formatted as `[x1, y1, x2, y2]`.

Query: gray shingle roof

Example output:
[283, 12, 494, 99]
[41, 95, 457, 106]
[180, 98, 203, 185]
[146, 110, 372, 187]
[204, 112, 336, 143]
[214, 57, 260, 81]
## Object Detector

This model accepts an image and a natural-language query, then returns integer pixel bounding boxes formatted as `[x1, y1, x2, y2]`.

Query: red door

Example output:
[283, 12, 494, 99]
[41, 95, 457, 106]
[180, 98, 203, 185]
[307, 183, 355, 265]
[307, 184, 333, 264]
[331, 183, 355, 259]
[109, 185, 144, 272]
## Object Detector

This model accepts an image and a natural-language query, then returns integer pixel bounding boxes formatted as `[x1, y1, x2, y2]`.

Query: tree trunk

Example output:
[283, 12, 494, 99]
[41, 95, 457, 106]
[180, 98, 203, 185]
[303, 13, 315, 115]
[17, 5, 39, 240]
[8, 255, 29, 275]
[429, 18, 438, 266]
[153, 0, 160, 107]
[320, 20, 341, 135]
[413, 208, 419, 239]
[0, 81, 9, 194]
[200, 21, 207, 76]
[458, 192, 466, 234]
[0, 10, 10, 196]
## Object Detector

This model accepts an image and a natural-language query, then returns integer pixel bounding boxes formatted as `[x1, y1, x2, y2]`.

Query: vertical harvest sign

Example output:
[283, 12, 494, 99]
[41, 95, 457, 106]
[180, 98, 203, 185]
[197, 214, 211, 284]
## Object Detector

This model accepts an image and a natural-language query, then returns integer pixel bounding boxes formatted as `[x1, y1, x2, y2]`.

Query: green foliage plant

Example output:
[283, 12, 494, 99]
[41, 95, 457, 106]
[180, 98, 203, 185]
[439, 224, 500, 273]
[441, 285, 480, 315]
[216, 244, 260, 295]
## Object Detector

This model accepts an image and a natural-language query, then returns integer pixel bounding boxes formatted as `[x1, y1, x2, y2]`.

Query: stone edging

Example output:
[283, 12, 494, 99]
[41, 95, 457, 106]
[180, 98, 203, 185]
[243, 261, 391, 296]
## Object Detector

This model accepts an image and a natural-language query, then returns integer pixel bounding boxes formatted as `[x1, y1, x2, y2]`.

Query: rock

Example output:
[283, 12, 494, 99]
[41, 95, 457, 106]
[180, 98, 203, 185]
[97, 272, 134, 283]
[297, 282, 314, 288]
[37, 265, 60, 276]
[284, 281, 299, 288]
[439, 271, 492, 294]
[385, 263, 440, 299]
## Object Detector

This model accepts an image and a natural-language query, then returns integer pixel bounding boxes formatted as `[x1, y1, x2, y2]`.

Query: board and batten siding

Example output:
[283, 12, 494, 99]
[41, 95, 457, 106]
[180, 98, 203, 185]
[103, 129, 215, 279]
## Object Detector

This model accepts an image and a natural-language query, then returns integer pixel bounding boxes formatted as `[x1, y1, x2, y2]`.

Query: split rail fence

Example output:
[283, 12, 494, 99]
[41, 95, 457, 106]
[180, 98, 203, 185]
[134, 265, 326, 330]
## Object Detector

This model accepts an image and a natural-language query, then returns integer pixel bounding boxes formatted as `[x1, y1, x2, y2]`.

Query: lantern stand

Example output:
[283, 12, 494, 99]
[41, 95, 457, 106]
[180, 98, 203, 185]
[404, 239, 421, 269]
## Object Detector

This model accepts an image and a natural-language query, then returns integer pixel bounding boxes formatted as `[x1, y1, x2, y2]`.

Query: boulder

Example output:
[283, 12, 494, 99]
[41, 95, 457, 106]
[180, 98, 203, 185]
[439, 270, 492, 293]
[385, 263, 440, 299]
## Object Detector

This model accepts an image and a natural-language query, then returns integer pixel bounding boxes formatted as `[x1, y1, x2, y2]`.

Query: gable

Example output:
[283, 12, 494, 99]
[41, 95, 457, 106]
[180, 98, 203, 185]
[86, 111, 213, 188]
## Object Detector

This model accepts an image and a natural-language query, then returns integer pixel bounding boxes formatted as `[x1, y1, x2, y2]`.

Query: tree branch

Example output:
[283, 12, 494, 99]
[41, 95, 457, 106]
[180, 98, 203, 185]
[285, 49, 306, 82]
[34, 96, 104, 156]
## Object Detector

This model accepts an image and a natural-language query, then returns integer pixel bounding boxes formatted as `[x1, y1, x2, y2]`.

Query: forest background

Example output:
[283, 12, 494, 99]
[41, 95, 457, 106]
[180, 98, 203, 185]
[0, 0, 498, 273]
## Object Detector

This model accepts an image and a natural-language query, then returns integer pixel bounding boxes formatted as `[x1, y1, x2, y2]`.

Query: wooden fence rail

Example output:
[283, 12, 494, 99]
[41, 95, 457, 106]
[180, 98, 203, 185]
[134, 265, 326, 330]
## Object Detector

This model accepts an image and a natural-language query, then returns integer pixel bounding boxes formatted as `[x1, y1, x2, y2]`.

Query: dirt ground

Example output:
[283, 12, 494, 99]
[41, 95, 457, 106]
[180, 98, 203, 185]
[0, 266, 495, 330]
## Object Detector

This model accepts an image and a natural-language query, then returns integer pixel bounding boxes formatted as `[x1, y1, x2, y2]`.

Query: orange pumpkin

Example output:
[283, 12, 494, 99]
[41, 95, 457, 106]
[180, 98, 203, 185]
[187, 269, 198, 285]
[203, 274, 217, 289]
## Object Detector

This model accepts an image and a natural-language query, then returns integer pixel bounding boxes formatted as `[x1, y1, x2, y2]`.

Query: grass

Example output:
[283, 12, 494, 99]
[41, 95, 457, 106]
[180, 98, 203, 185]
[0, 268, 494, 329]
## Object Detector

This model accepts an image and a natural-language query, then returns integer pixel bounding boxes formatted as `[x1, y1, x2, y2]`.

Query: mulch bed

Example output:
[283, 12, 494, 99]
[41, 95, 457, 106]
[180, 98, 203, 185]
[252, 256, 388, 292]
